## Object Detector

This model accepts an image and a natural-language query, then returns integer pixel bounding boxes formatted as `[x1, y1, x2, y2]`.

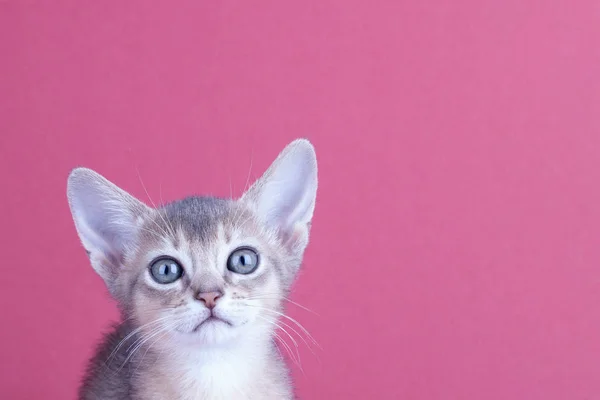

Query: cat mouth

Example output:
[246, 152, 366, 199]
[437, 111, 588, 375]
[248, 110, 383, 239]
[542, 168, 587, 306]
[192, 316, 232, 332]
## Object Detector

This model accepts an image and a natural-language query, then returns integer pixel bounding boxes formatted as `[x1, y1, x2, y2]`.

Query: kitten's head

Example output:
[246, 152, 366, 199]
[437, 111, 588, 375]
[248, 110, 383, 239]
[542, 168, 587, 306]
[67, 139, 317, 347]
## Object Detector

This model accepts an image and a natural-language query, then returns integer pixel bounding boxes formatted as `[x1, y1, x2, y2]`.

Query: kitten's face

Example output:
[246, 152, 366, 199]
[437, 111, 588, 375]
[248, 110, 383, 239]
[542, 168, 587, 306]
[67, 139, 317, 349]
[120, 199, 294, 346]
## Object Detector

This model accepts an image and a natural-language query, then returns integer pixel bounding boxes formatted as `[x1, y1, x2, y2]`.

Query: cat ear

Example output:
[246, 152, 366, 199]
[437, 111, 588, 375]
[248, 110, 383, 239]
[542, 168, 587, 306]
[67, 168, 150, 283]
[241, 139, 318, 247]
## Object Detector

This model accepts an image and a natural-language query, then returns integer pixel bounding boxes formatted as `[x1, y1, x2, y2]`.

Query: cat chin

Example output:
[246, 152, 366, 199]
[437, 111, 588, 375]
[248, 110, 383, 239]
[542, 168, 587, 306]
[174, 319, 240, 347]
[192, 316, 233, 332]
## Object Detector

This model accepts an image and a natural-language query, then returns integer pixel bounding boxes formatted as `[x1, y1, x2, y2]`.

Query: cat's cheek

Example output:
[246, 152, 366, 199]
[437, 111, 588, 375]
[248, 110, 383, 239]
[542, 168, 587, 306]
[131, 293, 159, 328]
[252, 272, 284, 312]
[130, 284, 176, 329]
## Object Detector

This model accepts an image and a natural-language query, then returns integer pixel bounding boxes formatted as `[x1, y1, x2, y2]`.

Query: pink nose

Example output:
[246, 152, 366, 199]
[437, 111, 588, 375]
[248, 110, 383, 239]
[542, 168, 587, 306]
[196, 291, 222, 309]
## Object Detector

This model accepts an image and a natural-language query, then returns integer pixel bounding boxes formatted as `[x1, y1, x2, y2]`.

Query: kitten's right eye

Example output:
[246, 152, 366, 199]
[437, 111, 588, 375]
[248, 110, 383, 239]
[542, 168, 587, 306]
[149, 257, 183, 284]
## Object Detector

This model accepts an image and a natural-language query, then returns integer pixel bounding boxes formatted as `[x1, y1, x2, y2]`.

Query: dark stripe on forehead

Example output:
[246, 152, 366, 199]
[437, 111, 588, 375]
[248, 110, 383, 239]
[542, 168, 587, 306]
[160, 196, 233, 244]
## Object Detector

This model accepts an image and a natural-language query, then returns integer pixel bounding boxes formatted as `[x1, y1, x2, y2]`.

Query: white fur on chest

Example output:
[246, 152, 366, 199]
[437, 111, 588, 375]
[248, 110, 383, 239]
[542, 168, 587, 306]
[141, 341, 290, 400]
[177, 350, 259, 400]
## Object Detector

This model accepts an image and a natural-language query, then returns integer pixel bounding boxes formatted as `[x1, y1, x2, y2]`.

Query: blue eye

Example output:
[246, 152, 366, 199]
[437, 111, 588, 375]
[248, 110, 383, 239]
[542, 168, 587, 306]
[227, 247, 259, 274]
[149, 257, 183, 284]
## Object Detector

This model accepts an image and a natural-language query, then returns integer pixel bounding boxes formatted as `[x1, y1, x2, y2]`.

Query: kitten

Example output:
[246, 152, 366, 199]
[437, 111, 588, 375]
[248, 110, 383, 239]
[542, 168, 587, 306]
[67, 139, 318, 400]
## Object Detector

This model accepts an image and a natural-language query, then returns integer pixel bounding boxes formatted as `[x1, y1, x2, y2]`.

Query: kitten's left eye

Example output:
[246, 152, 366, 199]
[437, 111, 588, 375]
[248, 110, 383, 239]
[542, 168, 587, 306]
[149, 257, 183, 284]
[227, 247, 259, 274]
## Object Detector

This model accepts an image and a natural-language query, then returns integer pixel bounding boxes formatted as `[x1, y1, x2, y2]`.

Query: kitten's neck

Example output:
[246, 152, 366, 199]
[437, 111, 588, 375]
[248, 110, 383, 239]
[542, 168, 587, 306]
[169, 333, 275, 367]
[141, 332, 280, 399]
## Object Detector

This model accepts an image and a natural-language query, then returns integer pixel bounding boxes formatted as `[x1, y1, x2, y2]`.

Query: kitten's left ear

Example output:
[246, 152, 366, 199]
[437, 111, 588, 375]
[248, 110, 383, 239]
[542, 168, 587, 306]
[241, 139, 318, 249]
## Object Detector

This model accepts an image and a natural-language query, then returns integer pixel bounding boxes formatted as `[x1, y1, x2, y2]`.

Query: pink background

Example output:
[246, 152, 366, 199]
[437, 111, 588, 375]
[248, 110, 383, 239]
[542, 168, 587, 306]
[1, 1, 600, 399]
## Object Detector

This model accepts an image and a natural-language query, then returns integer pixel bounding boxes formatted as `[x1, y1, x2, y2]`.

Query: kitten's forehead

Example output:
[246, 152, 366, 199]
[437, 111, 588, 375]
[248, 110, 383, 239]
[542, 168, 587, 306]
[161, 196, 234, 244]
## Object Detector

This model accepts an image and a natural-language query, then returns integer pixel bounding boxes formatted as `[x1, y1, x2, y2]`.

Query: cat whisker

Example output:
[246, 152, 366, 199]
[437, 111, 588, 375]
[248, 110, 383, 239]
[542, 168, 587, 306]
[125, 321, 171, 355]
[274, 317, 316, 357]
[133, 330, 170, 374]
[256, 314, 299, 349]
[135, 167, 177, 240]
[118, 320, 178, 373]
[248, 308, 319, 369]
[276, 333, 302, 372]
[246, 294, 319, 315]
[137, 226, 168, 241]
[258, 311, 317, 358]
[230, 200, 247, 232]
[245, 304, 320, 350]
[132, 319, 182, 373]
[234, 213, 255, 231]
[230, 150, 255, 228]
[105, 315, 174, 366]
[157, 180, 179, 239]
[268, 323, 302, 371]
[158, 180, 166, 207]
[242, 148, 254, 194]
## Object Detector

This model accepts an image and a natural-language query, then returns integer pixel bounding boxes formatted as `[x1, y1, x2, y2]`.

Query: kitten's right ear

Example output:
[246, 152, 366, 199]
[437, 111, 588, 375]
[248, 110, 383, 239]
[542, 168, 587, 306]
[67, 168, 150, 283]
[241, 139, 318, 251]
